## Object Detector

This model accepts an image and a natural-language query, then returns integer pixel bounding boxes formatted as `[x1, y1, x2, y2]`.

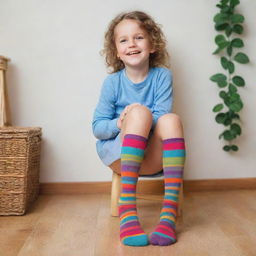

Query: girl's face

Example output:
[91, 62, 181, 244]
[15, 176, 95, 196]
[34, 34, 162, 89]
[114, 19, 155, 70]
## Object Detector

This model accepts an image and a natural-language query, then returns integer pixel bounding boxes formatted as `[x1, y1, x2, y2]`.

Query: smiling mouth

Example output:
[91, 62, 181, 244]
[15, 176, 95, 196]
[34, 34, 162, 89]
[127, 51, 141, 56]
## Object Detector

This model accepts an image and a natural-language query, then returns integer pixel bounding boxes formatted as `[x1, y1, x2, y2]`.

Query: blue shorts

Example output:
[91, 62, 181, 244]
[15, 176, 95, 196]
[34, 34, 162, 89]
[96, 133, 122, 166]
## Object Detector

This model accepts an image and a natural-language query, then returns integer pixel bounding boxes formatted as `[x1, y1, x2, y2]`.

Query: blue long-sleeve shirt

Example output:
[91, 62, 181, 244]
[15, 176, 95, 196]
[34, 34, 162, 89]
[92, 67, 173, 140]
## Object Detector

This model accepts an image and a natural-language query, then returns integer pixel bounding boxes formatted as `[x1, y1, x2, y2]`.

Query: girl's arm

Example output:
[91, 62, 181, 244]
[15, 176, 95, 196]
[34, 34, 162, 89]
[92, 77, 120, 140]
[152, 69, 173, 127]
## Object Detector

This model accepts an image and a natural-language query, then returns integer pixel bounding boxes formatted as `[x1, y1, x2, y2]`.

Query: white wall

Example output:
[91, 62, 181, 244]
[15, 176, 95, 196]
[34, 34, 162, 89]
[1, 0, 255, 182]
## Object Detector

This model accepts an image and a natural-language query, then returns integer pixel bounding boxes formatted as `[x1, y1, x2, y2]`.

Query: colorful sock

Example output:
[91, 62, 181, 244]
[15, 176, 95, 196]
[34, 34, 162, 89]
[119, 134, 148, 246]
[149, 138, 185, 246]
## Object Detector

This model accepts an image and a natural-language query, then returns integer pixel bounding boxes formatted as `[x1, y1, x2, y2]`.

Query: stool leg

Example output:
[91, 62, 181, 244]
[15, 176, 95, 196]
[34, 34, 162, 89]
[110, 172, 121, 217]
[177, 182, 183, 217]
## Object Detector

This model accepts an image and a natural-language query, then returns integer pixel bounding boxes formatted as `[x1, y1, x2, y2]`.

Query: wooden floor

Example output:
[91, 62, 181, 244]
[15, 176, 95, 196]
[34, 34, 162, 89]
[1, 190, 256, 256]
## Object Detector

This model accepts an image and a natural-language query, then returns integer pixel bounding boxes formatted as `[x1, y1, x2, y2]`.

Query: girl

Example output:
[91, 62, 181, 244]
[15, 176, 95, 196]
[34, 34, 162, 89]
[92, 11, 186, 247]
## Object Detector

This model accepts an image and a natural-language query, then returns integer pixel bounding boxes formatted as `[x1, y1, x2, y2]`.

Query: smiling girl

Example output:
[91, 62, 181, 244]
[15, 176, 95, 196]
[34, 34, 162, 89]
[92, 11, 186, 247]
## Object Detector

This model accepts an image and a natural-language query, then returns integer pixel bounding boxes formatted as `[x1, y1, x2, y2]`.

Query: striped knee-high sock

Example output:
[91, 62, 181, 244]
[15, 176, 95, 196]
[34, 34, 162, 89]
[119, 134, 148, 246]
[149, 138, 185, 246]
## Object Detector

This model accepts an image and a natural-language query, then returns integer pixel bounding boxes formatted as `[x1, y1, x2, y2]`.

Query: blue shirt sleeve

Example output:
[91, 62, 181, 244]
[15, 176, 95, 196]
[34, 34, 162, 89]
[92, 76, 120, 140]
[152, 69, 173, 127]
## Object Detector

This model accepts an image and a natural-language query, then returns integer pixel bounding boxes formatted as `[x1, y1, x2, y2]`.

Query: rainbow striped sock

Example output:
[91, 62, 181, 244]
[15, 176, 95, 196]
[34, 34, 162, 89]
[149, 138, 185, 246]
[119, 134, 148, 246]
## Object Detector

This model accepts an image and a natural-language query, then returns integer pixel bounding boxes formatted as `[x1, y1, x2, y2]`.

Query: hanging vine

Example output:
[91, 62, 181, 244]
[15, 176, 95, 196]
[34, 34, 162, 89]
[210, 0, 249, 152]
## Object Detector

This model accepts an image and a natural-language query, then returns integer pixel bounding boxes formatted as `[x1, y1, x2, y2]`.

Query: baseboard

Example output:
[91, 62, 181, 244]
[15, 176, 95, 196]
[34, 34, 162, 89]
[39, 181, 112, 195]
[39, 177, 256, 195]
[184, 178, 256, 192]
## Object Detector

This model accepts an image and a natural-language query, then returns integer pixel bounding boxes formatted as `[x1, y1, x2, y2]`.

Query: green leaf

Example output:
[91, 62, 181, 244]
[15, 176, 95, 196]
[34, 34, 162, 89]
[213, 103, 224, 112]
[215, 113, 226, 124]
[230, 0, 240, 7]
[221, 6, 231, 13]
[233, 24, 243, 34]
[230, 92, 240, 102]
[213, 35, 230, 54]
[214, 13, 229, 23]
[230, 112, 240, 119]
[210, 73, 226, 81]
[231, 14, 244, 24]
[234, 52, 250, 64]
[227, 45, 233, 56]
[231, 145, 239, 151]
[224, 98, 231, 107]
[223, 130, 235, 141]
[231, 38, 244, 48]
[210, 73, 227, 87]
[228, 110, 235, 118]
[230, 92, 240, 101]
[221, 0, 229, 5]
[219, 91, 227, 99]
[215, 23, 229, 31]
[232, 76, 245, 87]
[223, 145, 231, 151]
[229, 83, 237, 93]
[213, 44, 229, 54]
[219, 81, 228, 88]
[231, 123, 242, 135]
[215, 35, 227, 44]
[225, 25, 232, 37]
[216, 0, 229, 8]
[221, 57, 228, 69]
[227, 61, 235, 74]
[229, 101, 243, 112]
[224, 118, 232, 126]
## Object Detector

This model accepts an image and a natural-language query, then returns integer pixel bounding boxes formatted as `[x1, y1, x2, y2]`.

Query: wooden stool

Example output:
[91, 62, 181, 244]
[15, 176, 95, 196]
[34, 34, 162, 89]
[110, 171, 183, 217]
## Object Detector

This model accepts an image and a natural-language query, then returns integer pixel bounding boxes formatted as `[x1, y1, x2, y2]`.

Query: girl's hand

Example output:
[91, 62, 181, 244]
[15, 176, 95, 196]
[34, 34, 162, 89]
[117, 103, 141, 129]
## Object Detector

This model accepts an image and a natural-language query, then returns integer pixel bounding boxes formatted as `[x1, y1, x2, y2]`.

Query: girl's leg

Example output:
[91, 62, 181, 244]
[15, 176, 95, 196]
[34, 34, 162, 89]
[118, 105, 152, 246]
[110, 112, 184, 176]
[109, 119, 166, 176]
[149, 113, 185, 246]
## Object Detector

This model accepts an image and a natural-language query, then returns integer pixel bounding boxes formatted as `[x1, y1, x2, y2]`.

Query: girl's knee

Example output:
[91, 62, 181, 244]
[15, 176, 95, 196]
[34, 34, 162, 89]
[158, 113, 182, 125]
[127, 105, 153, 122]
[121, 105, 152, 137]
[156, 113, 184, 138]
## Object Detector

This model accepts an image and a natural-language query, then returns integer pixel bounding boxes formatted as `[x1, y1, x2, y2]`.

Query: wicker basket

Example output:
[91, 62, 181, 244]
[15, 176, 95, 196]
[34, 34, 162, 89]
[0, 127, 42, 215]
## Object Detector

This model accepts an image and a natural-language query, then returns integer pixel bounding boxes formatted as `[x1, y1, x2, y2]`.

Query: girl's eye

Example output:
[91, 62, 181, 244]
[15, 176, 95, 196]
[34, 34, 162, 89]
[135, 36, 144, 40]
[120, 39, 127, 43]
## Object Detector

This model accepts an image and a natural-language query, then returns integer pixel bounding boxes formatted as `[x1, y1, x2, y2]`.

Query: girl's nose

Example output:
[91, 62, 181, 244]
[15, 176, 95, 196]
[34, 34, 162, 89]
[128, 39, 136, 48]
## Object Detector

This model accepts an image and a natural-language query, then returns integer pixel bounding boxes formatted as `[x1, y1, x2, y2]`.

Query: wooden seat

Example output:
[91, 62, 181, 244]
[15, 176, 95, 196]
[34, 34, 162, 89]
[110, 171, 183, 217]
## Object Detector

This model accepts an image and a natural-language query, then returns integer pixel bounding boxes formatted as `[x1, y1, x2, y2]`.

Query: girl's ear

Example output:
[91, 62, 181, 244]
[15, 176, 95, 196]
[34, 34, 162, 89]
[150, 44, 156, 53]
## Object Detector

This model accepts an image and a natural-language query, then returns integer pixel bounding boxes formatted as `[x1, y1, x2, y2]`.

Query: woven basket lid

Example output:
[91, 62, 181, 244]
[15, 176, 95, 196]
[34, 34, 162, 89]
[0, 126, 42, 138]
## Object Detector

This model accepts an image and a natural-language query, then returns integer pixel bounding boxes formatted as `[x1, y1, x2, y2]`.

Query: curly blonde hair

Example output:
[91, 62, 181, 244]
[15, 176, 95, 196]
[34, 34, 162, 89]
[102, 11, 170, 73]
